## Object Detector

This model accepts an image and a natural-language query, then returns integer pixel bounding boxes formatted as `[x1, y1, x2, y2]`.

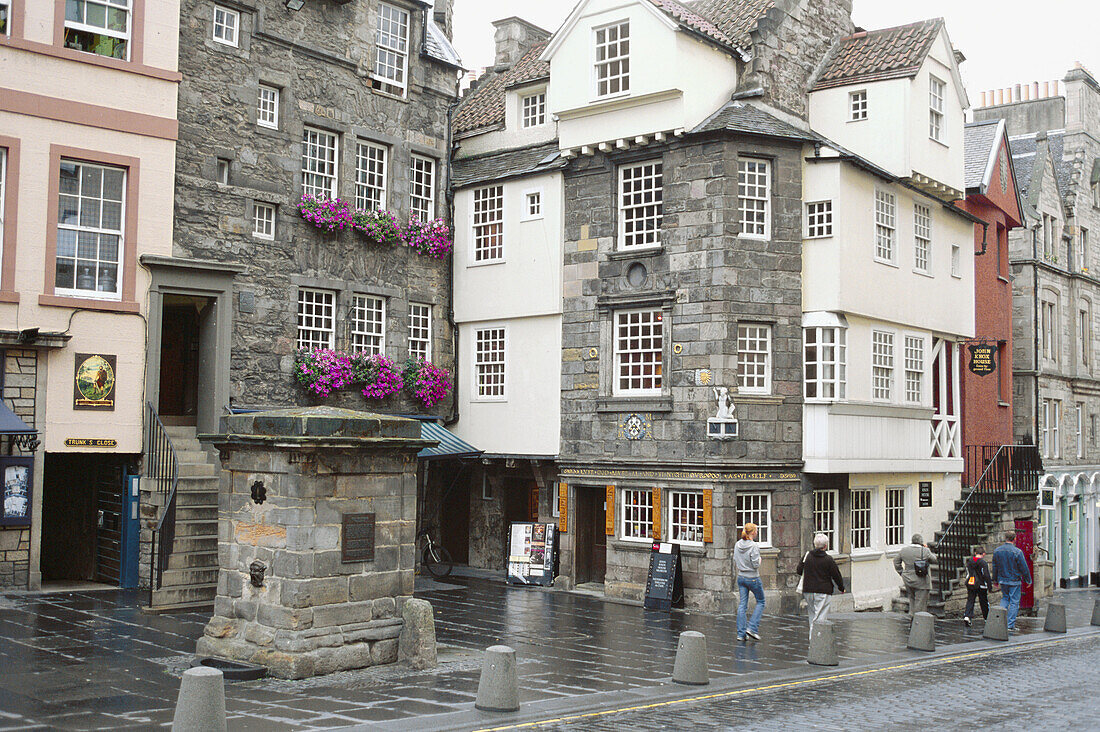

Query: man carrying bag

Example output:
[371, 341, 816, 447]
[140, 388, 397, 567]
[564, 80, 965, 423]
[894, 534, 936, 618]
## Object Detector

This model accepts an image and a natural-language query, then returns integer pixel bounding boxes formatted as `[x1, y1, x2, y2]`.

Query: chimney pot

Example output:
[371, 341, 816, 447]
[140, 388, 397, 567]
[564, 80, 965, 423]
[1014, 83, 1022, 102]
[1033, 81, 1040, 99]
[980, 91, 987, 107]
[1042, 81, 1050, 98]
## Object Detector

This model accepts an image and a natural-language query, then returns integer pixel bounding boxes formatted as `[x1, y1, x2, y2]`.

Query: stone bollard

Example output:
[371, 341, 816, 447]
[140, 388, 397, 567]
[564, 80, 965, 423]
[1093, 598, 1100, 626]
[983, 607, 1009, 641]
[1043, 601, 1067, 633]
[672, 631, 709, 685]
[398, 598, 438, 670]
[907, 611, 936, 651]
[475, 645, 520, 713]
[807, 620, 839, 666]
[171, 667, 227, 732]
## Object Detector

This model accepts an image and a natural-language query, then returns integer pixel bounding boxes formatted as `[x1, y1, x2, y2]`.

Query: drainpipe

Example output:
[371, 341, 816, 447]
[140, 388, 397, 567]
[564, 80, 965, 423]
[1034, 225, 1040, 449]
[444, 88, 461, 427]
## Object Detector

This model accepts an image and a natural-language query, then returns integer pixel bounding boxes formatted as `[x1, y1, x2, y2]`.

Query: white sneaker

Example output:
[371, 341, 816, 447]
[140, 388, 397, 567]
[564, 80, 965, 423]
[963, 616, 971, 627]
[747, 630, 761, 640]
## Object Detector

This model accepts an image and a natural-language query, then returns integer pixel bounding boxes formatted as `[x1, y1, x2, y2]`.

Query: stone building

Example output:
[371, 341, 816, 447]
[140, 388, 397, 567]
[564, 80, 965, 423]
[975, 66, 1100, 589]
[145, 0, 461, 606]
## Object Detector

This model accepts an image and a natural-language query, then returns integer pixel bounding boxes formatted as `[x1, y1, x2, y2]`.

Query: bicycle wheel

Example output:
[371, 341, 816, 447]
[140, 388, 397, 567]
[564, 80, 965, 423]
[422, 544, 454, 578]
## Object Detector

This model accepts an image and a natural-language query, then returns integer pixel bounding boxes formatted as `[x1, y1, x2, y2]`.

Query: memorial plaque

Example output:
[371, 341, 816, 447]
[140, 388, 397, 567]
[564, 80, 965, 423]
[342, 513, 376, 562]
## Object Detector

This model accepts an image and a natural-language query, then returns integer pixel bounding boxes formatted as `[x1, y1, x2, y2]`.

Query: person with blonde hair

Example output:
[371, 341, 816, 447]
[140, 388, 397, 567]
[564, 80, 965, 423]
[734, 522, 764, 641]
[796, 533, 845, 634]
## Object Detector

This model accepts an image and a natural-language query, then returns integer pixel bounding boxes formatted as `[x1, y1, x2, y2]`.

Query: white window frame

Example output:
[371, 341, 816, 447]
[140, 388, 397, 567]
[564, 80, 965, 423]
[474, 326, 506, 401]
[350, 294, 386, 356]
[1042, 398, 1061, 459]
[872, 330, 895, 401]
[804, 325, 847, 401]
[0, 148, 6, 267]
[849, 90, 868, 121]
[885, 486, 907, 548]
[472, 185, 504, 264]
[613, 308, 664, 396]
[904, 335, 924, 404]
[737, 323, 772, 395]
[64, 0, 131, 60]
[296, 288, 336, 351]
[371, 2, 410, 95]
[0, 0, 10, 36]
[929, 76, 946, 142]
[850, 488, 873, 552]
[618, 160, 663, 250]
[1076, 403, 1084, 459]
[874, 189, 896, 264]
[736, 492, 771, 548]
[951, 244, 961, 278]
[216, 158, 230, 185]
[593, 20, 630, 99]
[521, 91, 547, 129]
[814, 489, 839, 553]
[620, 487, 653, 542]
[522, 189, 543, 221]
[806, 200, 833, 239]
[551, 483, 561, 518]
[668, 490, 705, 546]
[914, 202, 932, 274]
[301, 127, 338, 199]
[1041, 298, 1058, 362]
[408, 302, 432, 362]
[252, 202, 275, 240]
[212, 5, 239, 47]
[257, 84, 279, 129]
[410, 154, 436, 221]
[355, 141, 388, 212]
[738, 158, 770, 239]
[55, 159, 126, 300]
[1081, 227, 1090, 272]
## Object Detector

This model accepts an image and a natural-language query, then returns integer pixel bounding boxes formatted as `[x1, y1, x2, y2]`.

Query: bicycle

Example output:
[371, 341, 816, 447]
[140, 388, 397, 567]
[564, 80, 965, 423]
[417, 525, 453, 578]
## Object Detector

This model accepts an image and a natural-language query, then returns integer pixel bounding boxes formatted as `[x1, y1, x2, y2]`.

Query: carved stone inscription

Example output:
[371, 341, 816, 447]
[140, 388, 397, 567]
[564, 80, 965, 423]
[342, 513, 376, 563]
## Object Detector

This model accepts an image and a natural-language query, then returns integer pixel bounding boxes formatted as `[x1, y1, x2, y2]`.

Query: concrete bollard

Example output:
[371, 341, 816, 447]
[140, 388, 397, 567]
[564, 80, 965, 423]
[171, 666, 227, 732]
[907, 611, 936, 651]
[1043, 601, 1068, 633]
[672, 631, 709, 685]
[983, 607, 1009, 641]
[475, 645, 520, 713]
[1093, 598, 1100, 626]
[807, 620, 839, 666]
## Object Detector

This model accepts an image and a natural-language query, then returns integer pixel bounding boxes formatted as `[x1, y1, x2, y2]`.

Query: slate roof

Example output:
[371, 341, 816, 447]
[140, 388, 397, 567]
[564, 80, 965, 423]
[693, 101, 817, 141]
[963, 119, 1001, 191]
[811, 18, 943, 91]
[452, 141, 565, 189]
[682, 0, 775, 51]
[648, 0, 739, 51]
[453, 42, 549, 135]
[423, 20, 462, 68]
[1009, 130, 1070, 202]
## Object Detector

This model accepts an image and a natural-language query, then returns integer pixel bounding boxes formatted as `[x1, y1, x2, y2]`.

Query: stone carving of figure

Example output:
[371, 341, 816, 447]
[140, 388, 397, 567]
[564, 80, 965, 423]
[713, 387, 735, 421]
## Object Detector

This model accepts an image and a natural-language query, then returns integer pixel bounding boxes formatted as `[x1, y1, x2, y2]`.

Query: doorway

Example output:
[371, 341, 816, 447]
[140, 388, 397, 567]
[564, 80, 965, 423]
[573, 486, 607, 585]
[158, 298, 208, 424]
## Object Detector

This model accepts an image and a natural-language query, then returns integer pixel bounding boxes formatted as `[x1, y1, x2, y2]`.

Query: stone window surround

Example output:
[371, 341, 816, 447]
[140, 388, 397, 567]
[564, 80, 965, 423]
[204, 0, 251, 55]
[40, 144, 139, 314]
[736, 153, 774, 241]
[0, 136, 19, 301]
[596, 290, 673, 403]
[250, 199, 276, 240]
[256, 83, 280, 130]
[212, 4, 239, 47]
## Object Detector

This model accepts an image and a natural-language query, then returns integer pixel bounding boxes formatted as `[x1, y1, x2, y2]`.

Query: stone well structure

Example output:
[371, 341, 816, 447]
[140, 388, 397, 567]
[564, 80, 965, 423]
[196, 407, 433, 679]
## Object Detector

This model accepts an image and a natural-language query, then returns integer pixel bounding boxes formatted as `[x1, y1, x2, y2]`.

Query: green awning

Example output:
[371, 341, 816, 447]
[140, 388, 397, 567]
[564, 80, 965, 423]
[418, 421, 481, 460]
[0, 402, 34, 435]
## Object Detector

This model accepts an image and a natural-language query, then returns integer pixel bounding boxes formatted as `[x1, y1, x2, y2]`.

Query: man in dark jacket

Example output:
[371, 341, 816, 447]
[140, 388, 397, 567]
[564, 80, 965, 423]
[991, 531, 1032, 631]
[963, 547, 992, 626]
[796, 533, 845, 634]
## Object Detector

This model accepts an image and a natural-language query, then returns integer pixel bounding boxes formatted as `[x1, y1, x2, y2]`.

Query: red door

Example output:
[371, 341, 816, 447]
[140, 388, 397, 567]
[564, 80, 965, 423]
[1015, 519, 1035, 610]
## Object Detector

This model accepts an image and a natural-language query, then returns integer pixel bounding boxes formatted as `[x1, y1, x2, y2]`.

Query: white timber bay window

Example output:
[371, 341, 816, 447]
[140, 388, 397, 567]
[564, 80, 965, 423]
[408, 303, 431, 361]
[521, 92, 546, 128]
[814, 490, 839, 552]
[594, 20, 630, 98]
[872, 330, 895, 401]
[621, 488, 653, 541]
[55, 160, 125, 299]
[737, 324, 771, 394]
[64, 0, 131, 59]
[614, 309, 663, 396]
[372, 2, 409, 96]
[914, 203, 932, 273]
[849, 90, 868, 121]
[738, 158, 770, 238]
[475, 327, 506, 400]
[874, 189, 896, 263]
[410, 155, 435, 220]
[252, 202, 275, 240]
[302, 128, 338, 199]
[669, 490, 705, 545]
[350, 295, 385, 355]
[804, 323, 846, 400]
[472, 185, 504, 262]
[257, 85, 279, 129]
[806, 201, 833, 238]
[296, 289, 336, 351]
[736, 492, 771, 546]
[850, 489, 872, 551]
[618, 161, 662, 249]
[929, 76, 946, 142]
[355, 142, 387, 211]
[885, 487, 907, 547]
[212, 5, 239, 47]
[904, 335, 924, 404]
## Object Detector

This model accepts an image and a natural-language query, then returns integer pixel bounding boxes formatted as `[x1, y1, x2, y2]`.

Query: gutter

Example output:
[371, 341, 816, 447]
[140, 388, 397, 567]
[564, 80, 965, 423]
[445, 87, 461, 428]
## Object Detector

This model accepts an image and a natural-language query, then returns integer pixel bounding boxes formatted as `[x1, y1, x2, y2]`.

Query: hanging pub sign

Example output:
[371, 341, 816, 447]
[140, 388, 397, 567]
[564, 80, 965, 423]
[506, 522, 557, 586]
[643, 541, 684, 612]
[73, 353, 117, 410]
[967, 344, 997, 376]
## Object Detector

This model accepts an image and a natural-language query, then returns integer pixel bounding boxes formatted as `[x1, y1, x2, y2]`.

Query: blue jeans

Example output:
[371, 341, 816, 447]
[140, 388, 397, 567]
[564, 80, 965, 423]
[1000, 582, 1021, 629]
[737, 575, 765, 636]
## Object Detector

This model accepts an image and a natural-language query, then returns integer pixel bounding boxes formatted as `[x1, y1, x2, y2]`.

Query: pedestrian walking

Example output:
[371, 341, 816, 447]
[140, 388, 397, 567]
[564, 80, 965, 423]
[962, 547, 992, 626]
[796, 533, 845, 635]
[893, 534, 937, 618]
[734, 522, 764, 641]
[991, 530, 1032, 632]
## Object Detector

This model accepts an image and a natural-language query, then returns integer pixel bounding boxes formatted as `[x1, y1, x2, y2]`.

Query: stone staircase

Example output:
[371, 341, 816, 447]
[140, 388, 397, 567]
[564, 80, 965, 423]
[149, 425, 220, 609]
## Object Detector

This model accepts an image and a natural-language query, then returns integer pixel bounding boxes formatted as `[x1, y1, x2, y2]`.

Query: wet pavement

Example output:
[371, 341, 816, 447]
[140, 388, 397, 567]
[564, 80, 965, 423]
[0, 577, 1097, 730]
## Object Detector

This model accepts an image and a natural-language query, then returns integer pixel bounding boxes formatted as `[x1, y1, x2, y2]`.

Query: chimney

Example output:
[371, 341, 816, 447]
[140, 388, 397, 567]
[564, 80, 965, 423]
[491, 17, 552, 70]
[980, 91, 987, 107]
[432, 0, 454, 41]
[1033, 81, 1040, 99]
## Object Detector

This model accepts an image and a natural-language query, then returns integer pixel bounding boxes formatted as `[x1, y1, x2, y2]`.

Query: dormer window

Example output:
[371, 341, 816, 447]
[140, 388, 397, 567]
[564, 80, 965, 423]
[929, 76, 946, 142]
[594, 21, 630, 98]
[521, 92, 547, 128]
[849, 90, 867, 121]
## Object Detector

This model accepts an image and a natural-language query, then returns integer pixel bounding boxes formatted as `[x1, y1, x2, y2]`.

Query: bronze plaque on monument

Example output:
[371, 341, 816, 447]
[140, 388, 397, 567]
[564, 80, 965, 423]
[342, 513, 376, 562]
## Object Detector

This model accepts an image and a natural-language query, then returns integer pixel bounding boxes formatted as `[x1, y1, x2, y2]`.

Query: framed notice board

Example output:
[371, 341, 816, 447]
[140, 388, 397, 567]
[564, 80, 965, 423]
[507, 522, 557, 586]
[643, 542, 684, 611]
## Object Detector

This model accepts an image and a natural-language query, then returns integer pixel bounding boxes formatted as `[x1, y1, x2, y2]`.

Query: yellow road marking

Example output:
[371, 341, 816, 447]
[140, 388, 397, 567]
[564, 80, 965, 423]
[473, 635, 1086, 731]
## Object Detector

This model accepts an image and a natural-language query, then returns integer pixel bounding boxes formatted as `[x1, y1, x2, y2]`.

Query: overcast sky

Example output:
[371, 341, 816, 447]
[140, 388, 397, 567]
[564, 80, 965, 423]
[451, 0, 1099, 105]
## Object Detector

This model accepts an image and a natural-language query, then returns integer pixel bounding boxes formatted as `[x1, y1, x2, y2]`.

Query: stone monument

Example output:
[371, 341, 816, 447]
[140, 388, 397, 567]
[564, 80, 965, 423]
[196, 407, 434, 679]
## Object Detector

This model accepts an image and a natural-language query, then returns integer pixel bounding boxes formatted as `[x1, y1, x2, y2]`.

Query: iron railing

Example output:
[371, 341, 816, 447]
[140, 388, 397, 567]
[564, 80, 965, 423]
[933, 444, 1042, 605]
[144, 402, 179, 600]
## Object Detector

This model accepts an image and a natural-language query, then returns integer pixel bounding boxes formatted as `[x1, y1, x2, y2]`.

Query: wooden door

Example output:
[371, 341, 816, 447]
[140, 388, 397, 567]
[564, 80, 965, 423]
[1015, 519, 1035, 610]
[573, 487, 606, 585]
[159, 305, 200, 418]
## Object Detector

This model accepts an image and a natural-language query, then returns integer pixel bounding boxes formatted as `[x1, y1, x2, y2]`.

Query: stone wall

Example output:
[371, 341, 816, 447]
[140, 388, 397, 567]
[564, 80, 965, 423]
[1, 348, 36, 588]
[174, 0, 458, 415]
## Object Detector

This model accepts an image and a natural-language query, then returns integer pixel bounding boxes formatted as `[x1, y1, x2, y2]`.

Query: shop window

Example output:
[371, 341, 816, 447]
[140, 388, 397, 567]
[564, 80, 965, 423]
[620, 487, 652, 541]
[669, 490, 704, 545]
[736, 492, 770, 546]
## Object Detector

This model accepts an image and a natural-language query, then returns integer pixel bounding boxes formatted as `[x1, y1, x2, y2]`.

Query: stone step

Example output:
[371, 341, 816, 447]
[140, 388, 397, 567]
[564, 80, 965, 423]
[143, 598, 216, 615]
[171, 535, 218, 554]
[167, 550, 219, 570]
[174, 519, 219, 537]
[177, 474, 219, 489]
[171, 439, 205, 454]
[164, 425, 199, 439]
[160, 566, 219, 587]
[177, 505, 218, 521]
[151, 583, 217, 608]
[179, 462, 216, 477]
[177, 450, 211, 463]
[176, 490, 217, 507]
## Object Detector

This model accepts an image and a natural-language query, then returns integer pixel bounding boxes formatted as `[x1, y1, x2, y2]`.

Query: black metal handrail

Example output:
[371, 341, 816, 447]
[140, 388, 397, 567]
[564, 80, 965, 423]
[144, 402, 180, 601]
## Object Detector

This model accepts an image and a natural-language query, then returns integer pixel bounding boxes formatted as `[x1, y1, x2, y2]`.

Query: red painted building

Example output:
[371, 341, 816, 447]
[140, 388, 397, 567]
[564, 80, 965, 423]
[958, 119, 1025, 484]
